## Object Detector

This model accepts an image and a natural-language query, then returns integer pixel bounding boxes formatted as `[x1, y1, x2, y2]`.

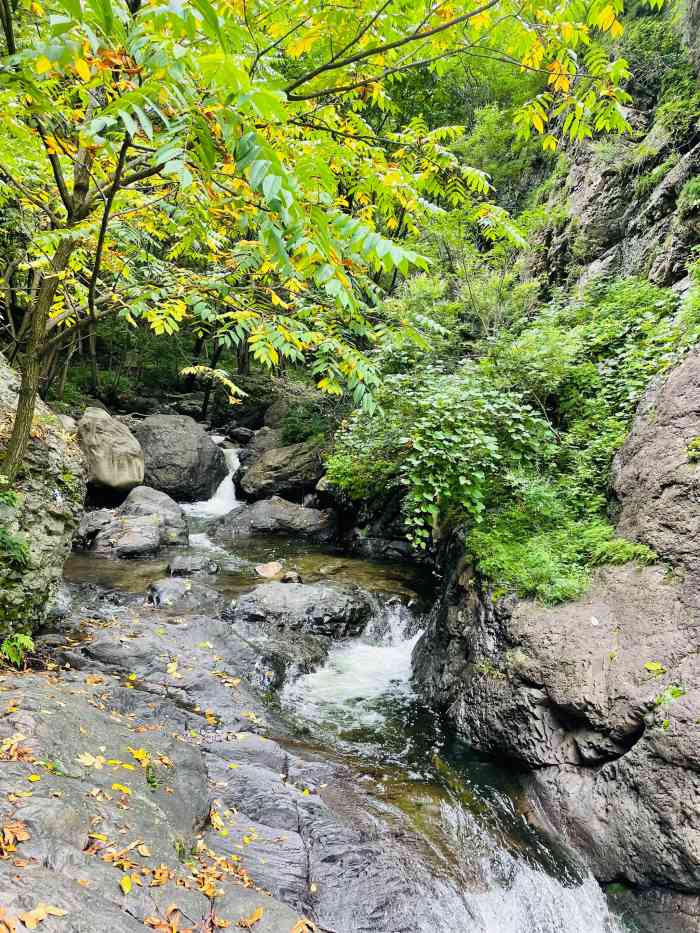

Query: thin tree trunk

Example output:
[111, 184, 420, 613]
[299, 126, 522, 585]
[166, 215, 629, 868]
[2, 238, 76, 480]
[201, 343, 223, 420]
[237, 339, 250, 376]
[56, 337, 77, 401]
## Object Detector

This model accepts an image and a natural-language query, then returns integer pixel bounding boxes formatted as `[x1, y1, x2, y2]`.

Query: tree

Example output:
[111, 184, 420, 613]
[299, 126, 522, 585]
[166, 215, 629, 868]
[0, 0, 660, 479]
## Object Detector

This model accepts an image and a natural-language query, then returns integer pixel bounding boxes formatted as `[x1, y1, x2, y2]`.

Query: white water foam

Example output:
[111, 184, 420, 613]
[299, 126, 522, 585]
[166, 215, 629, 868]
[182, 448, 240, 522]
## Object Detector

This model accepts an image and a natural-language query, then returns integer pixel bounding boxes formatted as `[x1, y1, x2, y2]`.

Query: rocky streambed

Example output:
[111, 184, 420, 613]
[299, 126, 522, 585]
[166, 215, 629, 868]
[1, 460, 632, 933]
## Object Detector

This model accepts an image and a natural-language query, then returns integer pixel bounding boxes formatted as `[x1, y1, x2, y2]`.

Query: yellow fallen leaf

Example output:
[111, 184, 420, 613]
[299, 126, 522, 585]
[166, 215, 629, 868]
[27, 775, 41, 783]
[112, 783, 131, 795]
[17, 904, 67, 929]
[120, 874, 132, 895]
[236, 906, 263, 928]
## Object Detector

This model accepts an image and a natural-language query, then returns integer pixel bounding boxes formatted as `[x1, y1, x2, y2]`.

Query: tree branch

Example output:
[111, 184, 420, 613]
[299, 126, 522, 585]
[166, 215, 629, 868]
[285, 0, 500, 95]
[35, 119, 73, 215]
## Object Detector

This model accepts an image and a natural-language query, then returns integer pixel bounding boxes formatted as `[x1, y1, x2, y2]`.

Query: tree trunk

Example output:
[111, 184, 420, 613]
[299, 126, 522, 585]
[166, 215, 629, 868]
[237, 339, 250, 376]
[2, 237, 76, 480]
[201, 343, 223, 420]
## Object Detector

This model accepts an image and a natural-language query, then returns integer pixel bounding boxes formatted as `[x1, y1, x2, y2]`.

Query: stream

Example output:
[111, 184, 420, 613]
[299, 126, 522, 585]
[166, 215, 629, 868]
[64, 448, 632, 933]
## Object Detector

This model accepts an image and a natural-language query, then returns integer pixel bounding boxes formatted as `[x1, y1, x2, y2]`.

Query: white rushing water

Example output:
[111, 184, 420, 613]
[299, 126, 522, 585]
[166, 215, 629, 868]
[182, 447, 240, 522]
[282, 605, 628, 933]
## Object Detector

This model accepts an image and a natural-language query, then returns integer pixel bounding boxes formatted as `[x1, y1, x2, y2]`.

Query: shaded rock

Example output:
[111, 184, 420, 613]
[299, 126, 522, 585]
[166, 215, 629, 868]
[147, 576, 223, 612]
[281, 570, 302, 584]
[167, 553, 219, 576]
[413, 557, 700, 908]
[210, 497, 336, 544]
[264, 397, 291, 427]
[239, 439, 323, 501]
[130, 414, 227, 501]
[76, 485, 188, 558]
[0, 354, 85, 635]
[229, 581, 375, 639]
[613, 346, 700, 577]
[45, 583, 72, 622]
[57, 414, 77, 433]
[228, 425, 254, 444]
[77, 406, 144, 492]
[238, 426, 283, 466]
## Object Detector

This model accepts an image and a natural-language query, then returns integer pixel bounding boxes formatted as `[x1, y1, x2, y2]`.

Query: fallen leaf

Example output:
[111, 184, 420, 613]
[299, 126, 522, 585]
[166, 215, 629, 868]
[137, 843, 151, 857]
[0, 819, 30, 859]
[112, 783, 131, 795]
[255, 560, 283, 578]
[237, 907, 264, 928]
[0, 907, 16, 933]
[290, 920, 317, 933]
[120, 874, 132, 895]
[27, 775, 41, 783]
[17, 904, 67, 929]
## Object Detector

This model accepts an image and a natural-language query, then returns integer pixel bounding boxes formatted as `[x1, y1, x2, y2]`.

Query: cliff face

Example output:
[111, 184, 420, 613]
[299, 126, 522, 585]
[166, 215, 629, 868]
[0, 355, 85, 634]
[528, 7, 700, 295]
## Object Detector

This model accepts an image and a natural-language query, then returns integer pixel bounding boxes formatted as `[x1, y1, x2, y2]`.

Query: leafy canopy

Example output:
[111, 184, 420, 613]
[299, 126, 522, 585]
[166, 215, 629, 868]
[0, 0, 660, 409]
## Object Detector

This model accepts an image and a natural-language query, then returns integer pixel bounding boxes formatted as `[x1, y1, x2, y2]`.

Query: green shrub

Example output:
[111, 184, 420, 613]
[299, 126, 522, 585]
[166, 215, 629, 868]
[280, 403, 332, 445]
[0, 633, 34, 668]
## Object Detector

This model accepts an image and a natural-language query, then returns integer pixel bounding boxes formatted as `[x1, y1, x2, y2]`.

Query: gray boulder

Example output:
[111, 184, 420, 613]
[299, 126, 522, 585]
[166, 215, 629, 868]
[264, 397, 291, 427]
[130, 414, 227, 501]
[613, 346, 700, 577]
[77, 406, 144, 492]
[210, 496, 336, 544]
[167, 553, 219, 576]
[227, 425, 255, 444]
[229, 581, 375, 638]
[76, 486, 188, 558]
[413, 557, 700, 917]
[238, 426, 282, 466]
[147, 576, 223, 612]
[0, 354, 85, 635]
[239, 439, 323, 501]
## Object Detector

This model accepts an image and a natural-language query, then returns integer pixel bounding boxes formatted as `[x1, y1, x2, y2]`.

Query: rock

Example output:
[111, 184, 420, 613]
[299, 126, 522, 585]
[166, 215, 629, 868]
[228, 581, 375, 638]
[0, 354, 85, 635]
[76, 486, 188, 558]
[239, 439, 323, 501]
[237, 426, 282, 466]
[255, 560, 283, 578]
[613, 346, 700, 577]
[263, 398, 291, 428]
[45, 583, 72, 622]
[413, 555, 700, 916]
[57, 414, 77, 433]
[147, 577, 223, 612]
[210, 497, 336, 544]
[130, 415, 227, 502]
[167, 553, 219, 576]
[77, 407, 145, 492]
[281, 570, 302, 584]
[227, 426, 254, 444]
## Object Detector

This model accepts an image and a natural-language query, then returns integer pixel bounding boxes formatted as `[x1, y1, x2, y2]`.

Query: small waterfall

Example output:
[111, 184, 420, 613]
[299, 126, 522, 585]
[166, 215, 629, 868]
[182, 447, 240, 522]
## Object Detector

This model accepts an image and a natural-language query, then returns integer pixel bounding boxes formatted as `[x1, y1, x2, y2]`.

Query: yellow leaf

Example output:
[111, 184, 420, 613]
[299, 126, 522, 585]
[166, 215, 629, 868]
[27, 774, 41, 783]
[112, 783, 131, 795]
[120, 874, 132, 895]
[542, 135, 558, 152]
[74, 58, 90, 81]
[236, 906, 263, 928]
[35, 55, 52, 75]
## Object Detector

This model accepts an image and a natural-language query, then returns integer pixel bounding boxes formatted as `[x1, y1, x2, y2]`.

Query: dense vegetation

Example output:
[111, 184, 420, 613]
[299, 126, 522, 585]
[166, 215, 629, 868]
[1, 0, 698, 605]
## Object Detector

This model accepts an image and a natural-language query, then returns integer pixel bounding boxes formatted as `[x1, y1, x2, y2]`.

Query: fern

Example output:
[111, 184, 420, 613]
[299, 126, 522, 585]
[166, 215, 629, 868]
[0, 633, 34, 668]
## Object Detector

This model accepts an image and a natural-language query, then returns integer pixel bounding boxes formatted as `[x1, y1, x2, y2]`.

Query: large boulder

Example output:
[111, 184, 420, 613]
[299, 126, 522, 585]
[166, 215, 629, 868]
[228, 581, 375, 639]
[413, 559, 700, 923]
[210, 496, 336, 544]
[76, 485, 188, 558]
[0, 355, 85, 634]
[237, 426, 282, 466]
[130, 415, 227, 502]
[77, 407, 144, 492]
[239, 439, 323, 501]
[613, 346, 700, 579]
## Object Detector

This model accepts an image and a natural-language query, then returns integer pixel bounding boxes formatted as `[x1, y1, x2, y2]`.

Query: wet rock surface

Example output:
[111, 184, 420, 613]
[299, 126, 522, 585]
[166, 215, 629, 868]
[228, 581, 375, 639]
[76, 486, 188, 558]
[210, 497, 336, 544]
[0, 579, 474, 933]
[130, 415, 227, 502]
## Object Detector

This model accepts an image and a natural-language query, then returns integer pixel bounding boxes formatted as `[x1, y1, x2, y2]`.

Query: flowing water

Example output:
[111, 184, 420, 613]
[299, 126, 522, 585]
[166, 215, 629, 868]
[65, 448, 632, 932]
